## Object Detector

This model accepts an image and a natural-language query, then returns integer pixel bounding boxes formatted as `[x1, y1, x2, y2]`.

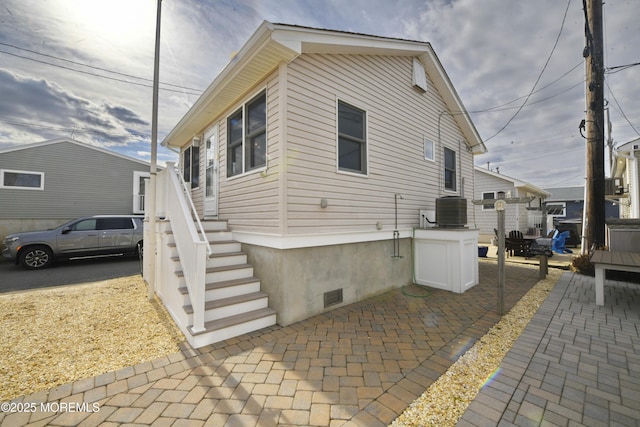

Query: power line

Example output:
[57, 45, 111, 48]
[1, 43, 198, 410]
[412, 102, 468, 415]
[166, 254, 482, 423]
[0, 41, 203, 92]
[469, 79, 584, 114]
[476, 61, 583, 113]
[605, 61, 640, 74]
[605, 79, 640, 137]
[0, 48, 203, 96]
[483, 0, 572, 143]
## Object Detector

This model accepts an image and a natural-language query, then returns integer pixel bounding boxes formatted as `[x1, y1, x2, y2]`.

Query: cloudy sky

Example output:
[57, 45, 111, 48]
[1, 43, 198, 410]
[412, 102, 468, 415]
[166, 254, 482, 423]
[1, 0, 638, 189]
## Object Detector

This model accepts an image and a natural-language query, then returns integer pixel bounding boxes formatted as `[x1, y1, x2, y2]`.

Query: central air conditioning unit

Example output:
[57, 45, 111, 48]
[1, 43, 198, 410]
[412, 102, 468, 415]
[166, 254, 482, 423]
[435, 196, 467, 228]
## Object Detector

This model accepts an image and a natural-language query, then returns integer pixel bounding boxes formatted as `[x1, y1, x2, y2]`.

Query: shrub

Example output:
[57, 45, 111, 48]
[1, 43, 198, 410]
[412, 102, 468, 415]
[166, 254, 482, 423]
[571, 253, 594, 276]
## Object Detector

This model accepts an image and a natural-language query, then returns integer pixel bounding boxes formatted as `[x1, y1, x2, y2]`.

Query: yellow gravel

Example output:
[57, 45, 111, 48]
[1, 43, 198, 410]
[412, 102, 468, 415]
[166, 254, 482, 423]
[390, 268, 563, 427]
[0, 276, 184, 402]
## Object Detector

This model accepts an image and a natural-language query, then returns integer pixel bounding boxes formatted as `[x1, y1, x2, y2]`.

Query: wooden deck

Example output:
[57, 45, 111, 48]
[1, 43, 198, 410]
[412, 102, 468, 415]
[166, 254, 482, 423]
[591, 250, 640, 305]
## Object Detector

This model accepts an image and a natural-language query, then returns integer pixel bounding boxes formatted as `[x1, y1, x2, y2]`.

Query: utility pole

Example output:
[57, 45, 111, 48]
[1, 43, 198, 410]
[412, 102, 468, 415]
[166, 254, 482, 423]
[584, 0, 606, 250]
[146, 0, 162, 300]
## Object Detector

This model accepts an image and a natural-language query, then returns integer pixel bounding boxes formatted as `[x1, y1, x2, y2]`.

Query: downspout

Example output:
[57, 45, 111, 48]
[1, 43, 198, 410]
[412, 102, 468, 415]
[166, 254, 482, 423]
[631, 150, 639, 218]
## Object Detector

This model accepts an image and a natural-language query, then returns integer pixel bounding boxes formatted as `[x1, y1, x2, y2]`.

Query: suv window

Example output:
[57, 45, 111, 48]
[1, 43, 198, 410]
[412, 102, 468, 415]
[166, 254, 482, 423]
[71, 219, 97, 231]
[97, 218, 134, 230]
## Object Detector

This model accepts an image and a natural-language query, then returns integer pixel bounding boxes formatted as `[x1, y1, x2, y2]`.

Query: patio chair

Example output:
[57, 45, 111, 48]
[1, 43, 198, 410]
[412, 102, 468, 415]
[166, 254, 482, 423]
[507, 230, 530, 257]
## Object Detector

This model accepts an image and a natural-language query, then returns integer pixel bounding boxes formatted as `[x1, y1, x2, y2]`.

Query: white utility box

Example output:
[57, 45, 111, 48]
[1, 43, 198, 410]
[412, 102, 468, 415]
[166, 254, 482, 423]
[413, 228, 479, 293]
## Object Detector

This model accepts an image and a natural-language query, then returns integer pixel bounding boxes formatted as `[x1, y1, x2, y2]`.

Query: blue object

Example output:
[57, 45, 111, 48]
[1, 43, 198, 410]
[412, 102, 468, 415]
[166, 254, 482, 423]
[478, 246, 488, 258]
[552, 230, 573, 254]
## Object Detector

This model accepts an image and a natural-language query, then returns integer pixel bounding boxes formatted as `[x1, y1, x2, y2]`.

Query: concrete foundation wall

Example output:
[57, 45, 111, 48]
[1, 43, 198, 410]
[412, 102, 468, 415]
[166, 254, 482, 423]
[242, 238, 412, 326]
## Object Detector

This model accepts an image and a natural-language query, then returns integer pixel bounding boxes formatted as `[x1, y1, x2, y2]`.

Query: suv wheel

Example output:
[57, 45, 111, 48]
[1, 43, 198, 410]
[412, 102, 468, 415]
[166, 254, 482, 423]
[20, 246, 53, 269]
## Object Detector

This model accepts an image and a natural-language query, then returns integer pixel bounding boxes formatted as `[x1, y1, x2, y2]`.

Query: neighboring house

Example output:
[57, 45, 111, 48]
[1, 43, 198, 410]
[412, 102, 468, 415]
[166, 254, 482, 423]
[0, 138, 150, 242]
[473, 167, 550, 243]
[611, 138, 640, 218]
[147, 22, 486, 348]
[543, 186, 620, 224]
[543, 186, 620, 248]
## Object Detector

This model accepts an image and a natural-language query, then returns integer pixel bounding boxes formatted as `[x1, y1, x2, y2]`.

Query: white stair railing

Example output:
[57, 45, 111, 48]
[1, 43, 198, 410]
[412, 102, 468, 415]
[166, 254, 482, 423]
[175, 167, 213, 256]
[165, 163, 207, 333]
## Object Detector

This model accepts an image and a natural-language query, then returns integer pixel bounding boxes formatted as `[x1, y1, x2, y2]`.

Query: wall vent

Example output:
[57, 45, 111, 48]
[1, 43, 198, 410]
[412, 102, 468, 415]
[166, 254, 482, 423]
[324, 289, 343, 308]
[412, 58, 428, 92]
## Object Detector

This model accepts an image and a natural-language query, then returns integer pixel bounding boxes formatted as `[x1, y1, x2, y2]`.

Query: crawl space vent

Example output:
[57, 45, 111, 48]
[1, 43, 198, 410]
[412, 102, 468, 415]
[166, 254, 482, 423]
[324, 289, 343, 308]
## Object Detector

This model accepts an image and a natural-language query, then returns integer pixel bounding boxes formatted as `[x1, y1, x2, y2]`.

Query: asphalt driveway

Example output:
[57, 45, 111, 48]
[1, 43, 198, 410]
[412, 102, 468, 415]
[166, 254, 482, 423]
[0, 255, 142, 293]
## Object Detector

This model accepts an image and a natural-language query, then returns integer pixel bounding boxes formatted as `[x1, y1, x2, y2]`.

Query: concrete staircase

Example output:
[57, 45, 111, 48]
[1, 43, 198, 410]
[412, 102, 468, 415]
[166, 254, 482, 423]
[167, 220, 276, 348]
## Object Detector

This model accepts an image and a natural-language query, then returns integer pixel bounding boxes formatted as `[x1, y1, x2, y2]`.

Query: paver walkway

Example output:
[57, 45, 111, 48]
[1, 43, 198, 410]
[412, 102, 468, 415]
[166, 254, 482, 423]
[459, 271, 640, 426]
[1, 261, 542, 426]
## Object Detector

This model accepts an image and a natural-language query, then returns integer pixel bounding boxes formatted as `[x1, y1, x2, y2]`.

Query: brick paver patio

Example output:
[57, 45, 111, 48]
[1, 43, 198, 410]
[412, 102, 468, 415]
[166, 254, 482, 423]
[1, 261, 549, 426]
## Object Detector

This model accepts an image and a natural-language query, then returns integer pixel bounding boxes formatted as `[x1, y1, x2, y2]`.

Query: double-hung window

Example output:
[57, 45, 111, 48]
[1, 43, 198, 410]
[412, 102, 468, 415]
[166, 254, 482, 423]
[444, 147, 456, 191]
[227, 91, 266, 177]
[183, 144, 200, 189]
[0, 169, 44, 190]
[338, 100, 367, 174]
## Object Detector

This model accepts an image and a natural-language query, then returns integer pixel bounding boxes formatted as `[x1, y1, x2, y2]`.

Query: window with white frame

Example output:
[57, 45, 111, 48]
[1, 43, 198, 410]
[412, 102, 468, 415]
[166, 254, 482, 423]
[546, 203, 566, 217]
[227, 90, 266, 177]
[1, 169, 44, 190]
[337, 100, 367, 174]
[482, 191, 495, 210]
[424, 138, 434, 161]
[183, 142, 200, 189]
[444, 147, 456, 191]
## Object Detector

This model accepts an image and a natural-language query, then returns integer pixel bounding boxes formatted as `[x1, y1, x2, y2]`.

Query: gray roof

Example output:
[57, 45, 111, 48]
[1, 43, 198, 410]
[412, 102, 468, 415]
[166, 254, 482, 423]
[543, 186, 584, 202]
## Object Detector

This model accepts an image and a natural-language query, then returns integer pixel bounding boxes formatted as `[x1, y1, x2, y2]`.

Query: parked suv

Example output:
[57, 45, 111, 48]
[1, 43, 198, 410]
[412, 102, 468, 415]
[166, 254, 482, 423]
[2, 215, 144, 269]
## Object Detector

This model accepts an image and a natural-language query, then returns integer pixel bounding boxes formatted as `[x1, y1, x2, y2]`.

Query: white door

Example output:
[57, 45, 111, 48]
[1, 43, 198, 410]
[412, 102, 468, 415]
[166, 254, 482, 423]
[133, 171, 149, 214]
[204, 126, 219, 217]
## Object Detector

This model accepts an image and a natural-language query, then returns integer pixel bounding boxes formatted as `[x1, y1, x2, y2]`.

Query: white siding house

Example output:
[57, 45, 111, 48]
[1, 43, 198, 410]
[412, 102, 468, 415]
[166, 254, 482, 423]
[148, 22, 486, 348]
[473, 167, 549, 243]
[612, 138, 640, 218]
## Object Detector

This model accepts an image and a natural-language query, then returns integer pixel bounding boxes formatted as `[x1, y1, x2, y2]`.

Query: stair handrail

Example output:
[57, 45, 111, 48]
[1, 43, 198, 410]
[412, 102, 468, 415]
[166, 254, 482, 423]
[173, 165, 213, 256]
[165, 163, 207, 334]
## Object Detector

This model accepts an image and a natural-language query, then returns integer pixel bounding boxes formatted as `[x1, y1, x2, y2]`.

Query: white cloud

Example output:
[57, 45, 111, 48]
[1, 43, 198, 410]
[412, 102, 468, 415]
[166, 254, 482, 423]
[0, 0, 638, 189]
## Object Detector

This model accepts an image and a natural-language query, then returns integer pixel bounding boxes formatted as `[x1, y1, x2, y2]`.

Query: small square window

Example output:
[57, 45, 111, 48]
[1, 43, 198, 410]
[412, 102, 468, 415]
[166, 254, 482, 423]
[482, 192, 495, 210]
[424, 138, 434, 161]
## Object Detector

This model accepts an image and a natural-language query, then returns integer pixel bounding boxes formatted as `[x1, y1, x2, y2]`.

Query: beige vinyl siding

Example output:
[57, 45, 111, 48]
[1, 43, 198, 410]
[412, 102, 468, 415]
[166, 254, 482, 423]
[284, 53, 473, 234]
[216, 74, 282, 233]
